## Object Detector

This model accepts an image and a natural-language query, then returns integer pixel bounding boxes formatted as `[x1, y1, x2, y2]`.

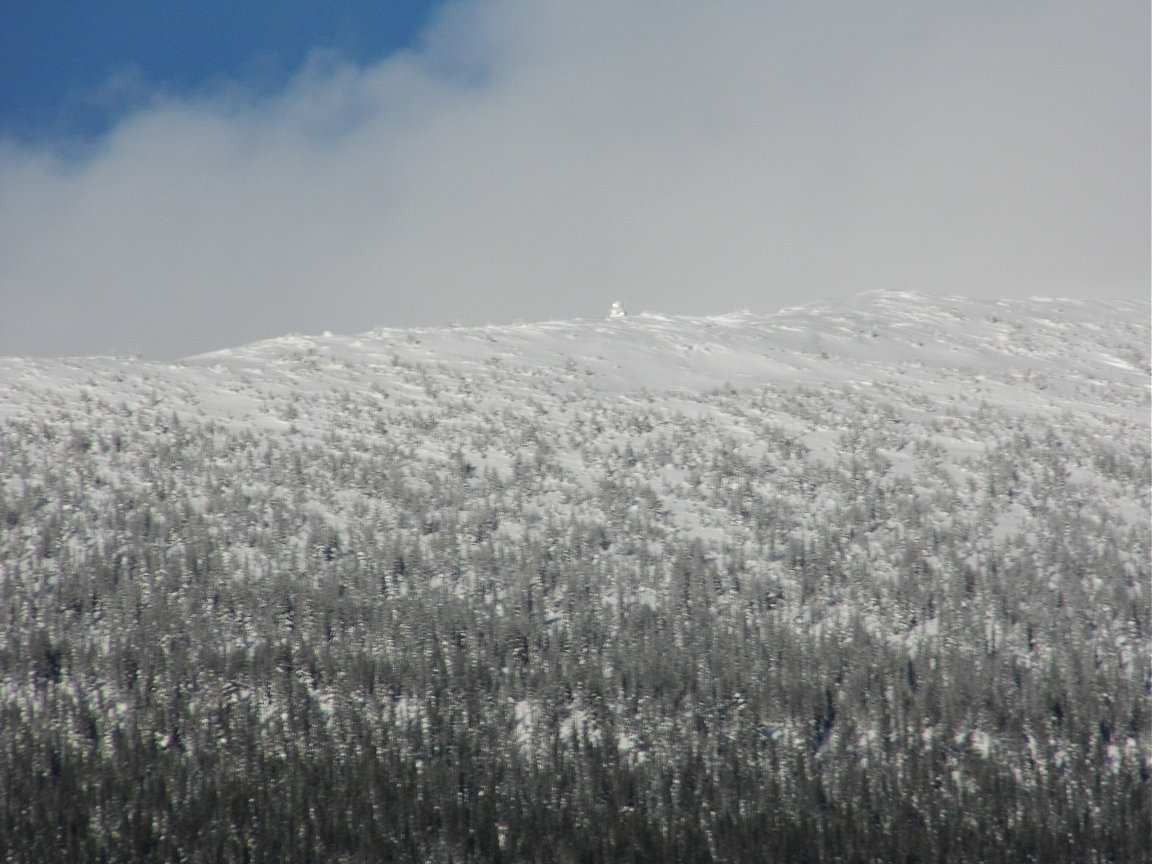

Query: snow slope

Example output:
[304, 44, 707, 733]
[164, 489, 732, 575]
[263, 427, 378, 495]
[3, 289, 1146, 600]
[2, 291, 1145, 546]
[1, 291, 1146, 428]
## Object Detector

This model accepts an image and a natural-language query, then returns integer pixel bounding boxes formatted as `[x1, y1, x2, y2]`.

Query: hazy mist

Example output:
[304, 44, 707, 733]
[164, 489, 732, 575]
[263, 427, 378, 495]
[1, 0, 1147, 358]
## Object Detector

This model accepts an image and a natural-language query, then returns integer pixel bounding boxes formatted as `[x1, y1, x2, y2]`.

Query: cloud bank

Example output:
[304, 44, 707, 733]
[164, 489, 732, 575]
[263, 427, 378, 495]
[1, 0, 1147, 357]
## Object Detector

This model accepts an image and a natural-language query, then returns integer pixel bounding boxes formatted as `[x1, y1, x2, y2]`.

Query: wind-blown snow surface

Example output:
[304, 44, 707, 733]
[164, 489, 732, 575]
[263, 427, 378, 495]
[0, 291, 1148, 862]
[3, 290, 1147, 420]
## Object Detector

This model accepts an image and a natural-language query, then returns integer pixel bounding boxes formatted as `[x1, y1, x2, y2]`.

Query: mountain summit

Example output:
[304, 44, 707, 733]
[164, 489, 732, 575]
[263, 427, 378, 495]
[3, 291, 1146, 426]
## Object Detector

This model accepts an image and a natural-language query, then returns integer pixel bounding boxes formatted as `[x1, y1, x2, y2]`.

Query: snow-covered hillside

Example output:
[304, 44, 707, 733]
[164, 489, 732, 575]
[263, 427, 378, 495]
[3, 290, 1147, 424]
[1, 291, 1148, 862]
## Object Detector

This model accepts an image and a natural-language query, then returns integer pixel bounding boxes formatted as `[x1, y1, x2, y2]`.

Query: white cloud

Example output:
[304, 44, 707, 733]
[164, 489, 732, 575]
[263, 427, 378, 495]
[1, 0, 1147, 357]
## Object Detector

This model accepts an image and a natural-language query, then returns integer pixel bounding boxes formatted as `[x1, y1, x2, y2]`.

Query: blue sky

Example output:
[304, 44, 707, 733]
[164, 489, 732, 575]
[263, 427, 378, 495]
[1, 1, 444, 141]
[1, 0, 1148, 358]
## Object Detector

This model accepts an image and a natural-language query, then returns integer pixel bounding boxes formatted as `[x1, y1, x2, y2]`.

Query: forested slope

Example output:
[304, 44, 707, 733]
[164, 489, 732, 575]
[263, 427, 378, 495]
[1, 292, 1148, 862]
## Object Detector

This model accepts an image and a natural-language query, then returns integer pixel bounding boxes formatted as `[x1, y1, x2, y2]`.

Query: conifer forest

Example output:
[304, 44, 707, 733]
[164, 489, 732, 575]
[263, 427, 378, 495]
[1, 295, 1148, 862]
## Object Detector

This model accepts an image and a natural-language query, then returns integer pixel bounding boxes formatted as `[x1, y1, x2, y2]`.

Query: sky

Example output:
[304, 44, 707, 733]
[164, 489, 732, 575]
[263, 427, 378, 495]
[1, 0, 1148, 358]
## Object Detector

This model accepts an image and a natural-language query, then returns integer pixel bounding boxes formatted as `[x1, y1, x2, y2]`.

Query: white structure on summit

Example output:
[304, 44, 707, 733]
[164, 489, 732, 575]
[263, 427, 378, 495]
[609, 301, 627, 319]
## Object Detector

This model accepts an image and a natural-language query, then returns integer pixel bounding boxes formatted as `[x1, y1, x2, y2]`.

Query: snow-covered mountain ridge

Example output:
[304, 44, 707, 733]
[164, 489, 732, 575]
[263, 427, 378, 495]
[2, 290, 1147, 431]
[1, 291, 1148, 861]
